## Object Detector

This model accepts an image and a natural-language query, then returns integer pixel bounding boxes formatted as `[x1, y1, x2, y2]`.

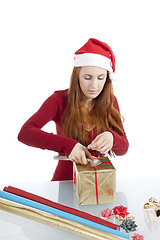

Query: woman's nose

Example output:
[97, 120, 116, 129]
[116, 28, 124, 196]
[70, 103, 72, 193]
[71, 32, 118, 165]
[91, 79, 98, 89]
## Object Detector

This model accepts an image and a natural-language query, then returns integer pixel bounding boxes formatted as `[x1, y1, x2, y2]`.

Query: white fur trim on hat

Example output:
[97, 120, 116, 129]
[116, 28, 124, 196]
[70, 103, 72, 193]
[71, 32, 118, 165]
[74, 53, 113, 72]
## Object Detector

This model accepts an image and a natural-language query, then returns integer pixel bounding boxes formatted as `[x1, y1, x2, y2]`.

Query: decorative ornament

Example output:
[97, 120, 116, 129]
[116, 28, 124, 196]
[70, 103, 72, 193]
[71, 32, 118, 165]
[144, 197, 160, 231]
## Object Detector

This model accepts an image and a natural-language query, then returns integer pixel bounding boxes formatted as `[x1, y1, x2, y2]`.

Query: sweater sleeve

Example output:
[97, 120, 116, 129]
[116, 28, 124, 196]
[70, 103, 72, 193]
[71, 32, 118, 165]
[18, 91, 78, 157]
[108, 96, 129, 156]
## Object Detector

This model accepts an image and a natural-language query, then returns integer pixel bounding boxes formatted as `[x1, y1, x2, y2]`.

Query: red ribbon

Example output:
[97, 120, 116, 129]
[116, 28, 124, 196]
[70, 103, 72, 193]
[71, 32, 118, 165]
[73, 169, 76, 189]
[93, 166, 99, 204]
[93, 155, 111, 204]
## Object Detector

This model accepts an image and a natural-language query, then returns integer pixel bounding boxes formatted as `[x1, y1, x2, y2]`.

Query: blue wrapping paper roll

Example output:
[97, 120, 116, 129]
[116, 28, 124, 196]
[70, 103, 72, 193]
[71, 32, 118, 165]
[0, 190, 128, 239]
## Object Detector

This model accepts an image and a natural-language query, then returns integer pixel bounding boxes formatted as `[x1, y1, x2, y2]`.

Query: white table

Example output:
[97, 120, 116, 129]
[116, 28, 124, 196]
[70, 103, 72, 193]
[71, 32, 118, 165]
[0, 177, 160, 240]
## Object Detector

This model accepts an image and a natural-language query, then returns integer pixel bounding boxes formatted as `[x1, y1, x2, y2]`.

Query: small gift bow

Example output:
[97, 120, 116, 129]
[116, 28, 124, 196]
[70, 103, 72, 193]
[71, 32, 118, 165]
[131, 233, 144, 240]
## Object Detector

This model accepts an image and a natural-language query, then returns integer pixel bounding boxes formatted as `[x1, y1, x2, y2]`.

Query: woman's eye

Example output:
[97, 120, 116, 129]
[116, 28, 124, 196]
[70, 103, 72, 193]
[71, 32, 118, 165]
[84, 76, 91, 80]
[98, 77, 105, 80]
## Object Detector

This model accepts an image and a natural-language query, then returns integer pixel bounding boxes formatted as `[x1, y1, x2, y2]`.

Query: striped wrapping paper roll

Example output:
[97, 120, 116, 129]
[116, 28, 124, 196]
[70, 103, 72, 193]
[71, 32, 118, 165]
[3, 186, 117, 230]
[0, 190, 129, 239]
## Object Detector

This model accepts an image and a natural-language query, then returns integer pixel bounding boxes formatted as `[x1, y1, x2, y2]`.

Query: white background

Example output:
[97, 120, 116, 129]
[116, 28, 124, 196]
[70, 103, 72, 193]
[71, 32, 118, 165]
[0, 0, 160, 184]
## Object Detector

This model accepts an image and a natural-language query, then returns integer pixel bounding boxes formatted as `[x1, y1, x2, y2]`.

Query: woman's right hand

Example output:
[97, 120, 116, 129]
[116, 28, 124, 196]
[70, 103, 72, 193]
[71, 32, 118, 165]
[69, 143, 95, 165]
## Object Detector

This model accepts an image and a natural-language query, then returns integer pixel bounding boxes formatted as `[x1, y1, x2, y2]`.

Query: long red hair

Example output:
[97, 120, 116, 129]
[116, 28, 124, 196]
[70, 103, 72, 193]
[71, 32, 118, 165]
[62, 67, 124, 146]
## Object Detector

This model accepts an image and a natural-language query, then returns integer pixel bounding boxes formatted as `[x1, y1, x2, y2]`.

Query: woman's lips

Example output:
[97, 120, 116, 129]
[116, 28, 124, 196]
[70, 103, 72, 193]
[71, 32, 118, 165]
[88, 90, 98, 94]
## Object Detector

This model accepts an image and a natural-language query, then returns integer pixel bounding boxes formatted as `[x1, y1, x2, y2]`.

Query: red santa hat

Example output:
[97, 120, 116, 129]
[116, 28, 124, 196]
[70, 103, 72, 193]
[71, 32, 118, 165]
[74, 38, 115, 73]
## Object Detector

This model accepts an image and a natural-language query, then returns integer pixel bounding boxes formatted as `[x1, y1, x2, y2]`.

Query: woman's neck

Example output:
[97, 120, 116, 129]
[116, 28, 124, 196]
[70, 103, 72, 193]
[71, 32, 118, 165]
[85, 99, 94, 111]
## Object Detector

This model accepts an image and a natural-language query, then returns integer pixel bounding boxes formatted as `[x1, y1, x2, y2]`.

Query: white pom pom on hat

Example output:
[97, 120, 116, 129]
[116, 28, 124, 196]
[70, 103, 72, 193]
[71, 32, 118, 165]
[74, 38, 116, 78]
[109, 72, 118, 81]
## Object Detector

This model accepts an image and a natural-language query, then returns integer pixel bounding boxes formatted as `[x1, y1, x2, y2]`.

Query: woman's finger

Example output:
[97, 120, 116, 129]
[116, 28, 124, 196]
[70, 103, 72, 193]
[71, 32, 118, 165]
[88, 135, 101, 148]
[81, 154, 88, 165]
[76, 153, 87, 165]
[89, 138, 105, 149]
[72, 157, 77, 163]
[93, 145, 108, 153]
[98, 145, 111, 154]
[77, 155, 83, 164]
[89, 139, 106, 150]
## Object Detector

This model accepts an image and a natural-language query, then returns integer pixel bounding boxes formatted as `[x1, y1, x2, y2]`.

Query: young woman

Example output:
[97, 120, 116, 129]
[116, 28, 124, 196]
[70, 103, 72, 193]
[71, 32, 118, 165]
[18, 38, 129, 181]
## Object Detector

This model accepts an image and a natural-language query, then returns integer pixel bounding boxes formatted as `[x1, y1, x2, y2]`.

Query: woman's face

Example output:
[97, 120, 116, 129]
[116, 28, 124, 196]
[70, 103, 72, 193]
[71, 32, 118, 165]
[79, 66, 107, 101]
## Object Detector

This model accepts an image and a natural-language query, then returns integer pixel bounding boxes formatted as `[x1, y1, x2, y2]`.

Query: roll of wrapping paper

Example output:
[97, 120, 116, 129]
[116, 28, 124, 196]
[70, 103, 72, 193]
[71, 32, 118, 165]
[0, 190, 128, 239]
[0, 197, 128, 240]
[3, 186, 117, 230]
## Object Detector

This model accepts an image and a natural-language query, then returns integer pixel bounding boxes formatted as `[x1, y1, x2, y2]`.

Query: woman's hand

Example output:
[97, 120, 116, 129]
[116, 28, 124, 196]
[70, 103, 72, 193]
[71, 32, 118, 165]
[69, 143, 95, 165]
[87, 132, 114, 155]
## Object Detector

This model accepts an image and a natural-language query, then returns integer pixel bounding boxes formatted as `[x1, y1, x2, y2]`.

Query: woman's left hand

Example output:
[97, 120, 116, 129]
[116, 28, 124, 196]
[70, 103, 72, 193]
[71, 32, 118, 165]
[87, 131, 114, 155]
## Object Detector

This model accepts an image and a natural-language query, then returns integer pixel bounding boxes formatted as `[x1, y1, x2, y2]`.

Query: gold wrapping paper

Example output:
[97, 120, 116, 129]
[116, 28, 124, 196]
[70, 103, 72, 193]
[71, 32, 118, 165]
[73, 160, 116, 205]
[0, 198, 127, 240]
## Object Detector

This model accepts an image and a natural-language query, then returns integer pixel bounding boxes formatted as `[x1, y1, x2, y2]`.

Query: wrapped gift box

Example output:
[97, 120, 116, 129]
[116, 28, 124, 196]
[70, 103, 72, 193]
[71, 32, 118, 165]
[73, 159, 116, 205]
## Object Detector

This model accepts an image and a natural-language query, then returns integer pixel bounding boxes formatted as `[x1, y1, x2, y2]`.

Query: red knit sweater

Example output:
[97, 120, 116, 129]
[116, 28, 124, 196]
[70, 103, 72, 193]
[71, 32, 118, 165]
[18, 89, 129, 181]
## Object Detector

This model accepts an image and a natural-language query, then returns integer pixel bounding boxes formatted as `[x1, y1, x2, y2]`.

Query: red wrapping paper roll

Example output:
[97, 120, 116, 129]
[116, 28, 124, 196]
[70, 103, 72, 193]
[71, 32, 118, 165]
[3, 186, 118, 230]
